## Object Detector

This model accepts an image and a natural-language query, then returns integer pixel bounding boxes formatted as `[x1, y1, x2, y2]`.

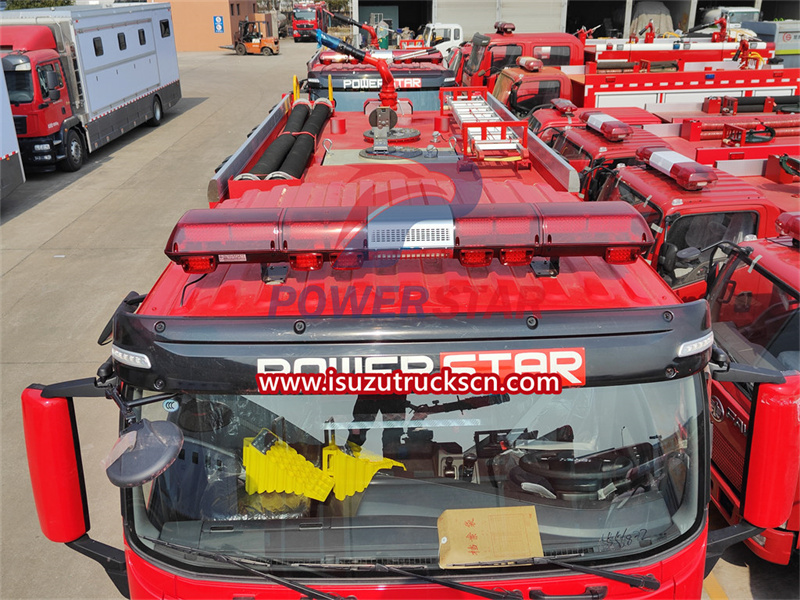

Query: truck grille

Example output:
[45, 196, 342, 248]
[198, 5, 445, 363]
[14, 115, 26, 135]
[712, 430, 744, 493]
[296, 23, 313, 29]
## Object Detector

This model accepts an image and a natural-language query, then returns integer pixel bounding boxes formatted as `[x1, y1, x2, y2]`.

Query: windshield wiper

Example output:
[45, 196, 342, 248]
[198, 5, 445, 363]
[450, 557, 660, 591]
[144, 538, 354, 600]
[302, 563, 522, 599]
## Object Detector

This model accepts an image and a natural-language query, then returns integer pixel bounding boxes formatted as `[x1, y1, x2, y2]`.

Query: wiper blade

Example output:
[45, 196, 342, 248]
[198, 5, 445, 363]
[452, 556, 660, 591]
[144, 538, 354, 600]
[534, 558, 660, 590]
[303, 563, 521, 600]
[379, 565, 523, 599]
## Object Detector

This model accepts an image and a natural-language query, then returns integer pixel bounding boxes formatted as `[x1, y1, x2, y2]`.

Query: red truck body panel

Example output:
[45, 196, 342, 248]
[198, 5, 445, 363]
[124, 527, 708, 599]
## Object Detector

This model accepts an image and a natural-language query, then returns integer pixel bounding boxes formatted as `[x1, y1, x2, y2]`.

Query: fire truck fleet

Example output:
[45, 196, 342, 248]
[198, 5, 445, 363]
[19, 15, 800, 600]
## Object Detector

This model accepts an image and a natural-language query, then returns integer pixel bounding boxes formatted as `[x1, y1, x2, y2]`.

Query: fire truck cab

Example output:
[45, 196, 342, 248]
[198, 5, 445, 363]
[491, 57, 573, 118]
[595, 148, 786, 301]
[461, 23, 583, 89]
[547, 110, 673, 200]
[706, 212, 800, 565]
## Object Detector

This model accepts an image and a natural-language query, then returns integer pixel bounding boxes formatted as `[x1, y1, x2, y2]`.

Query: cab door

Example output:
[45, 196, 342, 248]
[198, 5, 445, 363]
[659, 209, 760, 301]
[36, 60, 71, 137]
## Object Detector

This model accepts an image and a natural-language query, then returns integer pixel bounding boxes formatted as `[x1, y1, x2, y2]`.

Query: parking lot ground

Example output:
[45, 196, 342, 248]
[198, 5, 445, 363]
[2, 42, 798, 600]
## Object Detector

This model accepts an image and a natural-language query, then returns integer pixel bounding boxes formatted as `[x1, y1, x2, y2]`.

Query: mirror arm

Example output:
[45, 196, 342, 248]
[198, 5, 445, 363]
[66, 534, 129, 598]
[704, 522, 764, 577]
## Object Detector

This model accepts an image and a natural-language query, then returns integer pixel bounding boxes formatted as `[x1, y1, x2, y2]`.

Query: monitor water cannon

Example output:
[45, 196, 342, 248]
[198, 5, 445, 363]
[316, 29, 397, 110]
[322, 9, 378, 48]
[631, 20, 655, 43]
[574, 24, 602, 44]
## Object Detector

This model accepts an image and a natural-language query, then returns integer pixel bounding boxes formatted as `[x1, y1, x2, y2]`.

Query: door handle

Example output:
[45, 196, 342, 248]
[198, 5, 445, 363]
[529, 586, 608, 600]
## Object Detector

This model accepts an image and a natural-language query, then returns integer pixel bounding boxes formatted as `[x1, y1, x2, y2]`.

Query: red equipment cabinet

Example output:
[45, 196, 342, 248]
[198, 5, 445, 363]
[20, 35, 799, 600]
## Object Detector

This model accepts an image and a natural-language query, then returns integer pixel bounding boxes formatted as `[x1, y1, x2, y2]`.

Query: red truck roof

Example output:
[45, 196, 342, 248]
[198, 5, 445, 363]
[0, 24, 57, 51]
[614, 165, 772, 211]
[531, 105, 662, 129]
[560, 125, 669, 162]
[143, 179, 675, 319]
[148, 89, 677, 320]
[741, 234, 800, 290]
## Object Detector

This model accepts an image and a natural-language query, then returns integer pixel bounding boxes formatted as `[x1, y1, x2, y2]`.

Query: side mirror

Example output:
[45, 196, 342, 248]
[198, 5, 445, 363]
[21, 386, 89, 543]
[104, 419, 183, 488]
[48, 89, 61, 101]
[676, 246, 701, 264]
[476, 68, 486, 77]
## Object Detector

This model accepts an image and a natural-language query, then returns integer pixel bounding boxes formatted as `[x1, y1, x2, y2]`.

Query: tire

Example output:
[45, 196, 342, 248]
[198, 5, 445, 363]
[261, 46, 274, 56]
[147, 96, 163, 127]
[235, 43, 247, 56]
[58, 128, 84, 172]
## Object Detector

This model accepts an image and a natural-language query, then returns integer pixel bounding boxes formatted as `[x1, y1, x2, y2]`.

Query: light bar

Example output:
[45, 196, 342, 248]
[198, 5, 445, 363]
[494, 21, 516, 34]
[636, 146, 718, 191]
[776, 212, 800, 242]
[165, 203, 654, 273]
[580, 111, 633, 142]
[550, 98, 577, 115]
[111, 345, 152, 370]
[517, 56, 543, 72]
[677, 332, 714, 358]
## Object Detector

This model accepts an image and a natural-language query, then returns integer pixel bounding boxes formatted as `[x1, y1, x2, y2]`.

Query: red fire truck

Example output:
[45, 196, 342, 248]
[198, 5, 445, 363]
[460, 23, 584, 89]
[705, 212, 800, 565]
[489, 55, 799, 111]
[292, 2, 326, 42]
[594, 147, 794, 302]
[21, 35, 800, 600]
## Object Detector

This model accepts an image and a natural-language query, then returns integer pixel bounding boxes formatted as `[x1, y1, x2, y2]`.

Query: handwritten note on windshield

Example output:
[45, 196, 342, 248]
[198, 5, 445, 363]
[437, 506, 544, 569]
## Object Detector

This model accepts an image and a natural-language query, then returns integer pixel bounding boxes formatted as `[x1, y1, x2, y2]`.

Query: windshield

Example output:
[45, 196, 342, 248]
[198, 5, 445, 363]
[552, 136, 593, 169]
[597, 177, 663, 233]
[465, 35, 489, 78]
[492, 73, 515, 104]
[4, 70, 34, 103]
[728, 9, 759, 23]
[293, 9, 316, 20]
[130, 377, 703, 572]
[709, 251, 799, 374]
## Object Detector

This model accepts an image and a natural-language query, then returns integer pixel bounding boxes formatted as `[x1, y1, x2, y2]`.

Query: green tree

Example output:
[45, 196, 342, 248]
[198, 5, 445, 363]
[7, 0, 75, 8]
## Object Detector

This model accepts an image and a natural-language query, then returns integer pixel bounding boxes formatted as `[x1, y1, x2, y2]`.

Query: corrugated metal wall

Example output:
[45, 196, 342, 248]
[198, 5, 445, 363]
[437, 0, 566, 37]
[435, 0, 497, 38]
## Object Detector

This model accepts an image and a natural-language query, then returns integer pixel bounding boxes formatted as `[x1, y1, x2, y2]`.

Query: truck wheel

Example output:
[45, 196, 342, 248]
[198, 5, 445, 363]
[147, 97, 163, 127]
[235, 43, 247, 55]
[58, 129, 84, 172]
[261, 46, 274, 56]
